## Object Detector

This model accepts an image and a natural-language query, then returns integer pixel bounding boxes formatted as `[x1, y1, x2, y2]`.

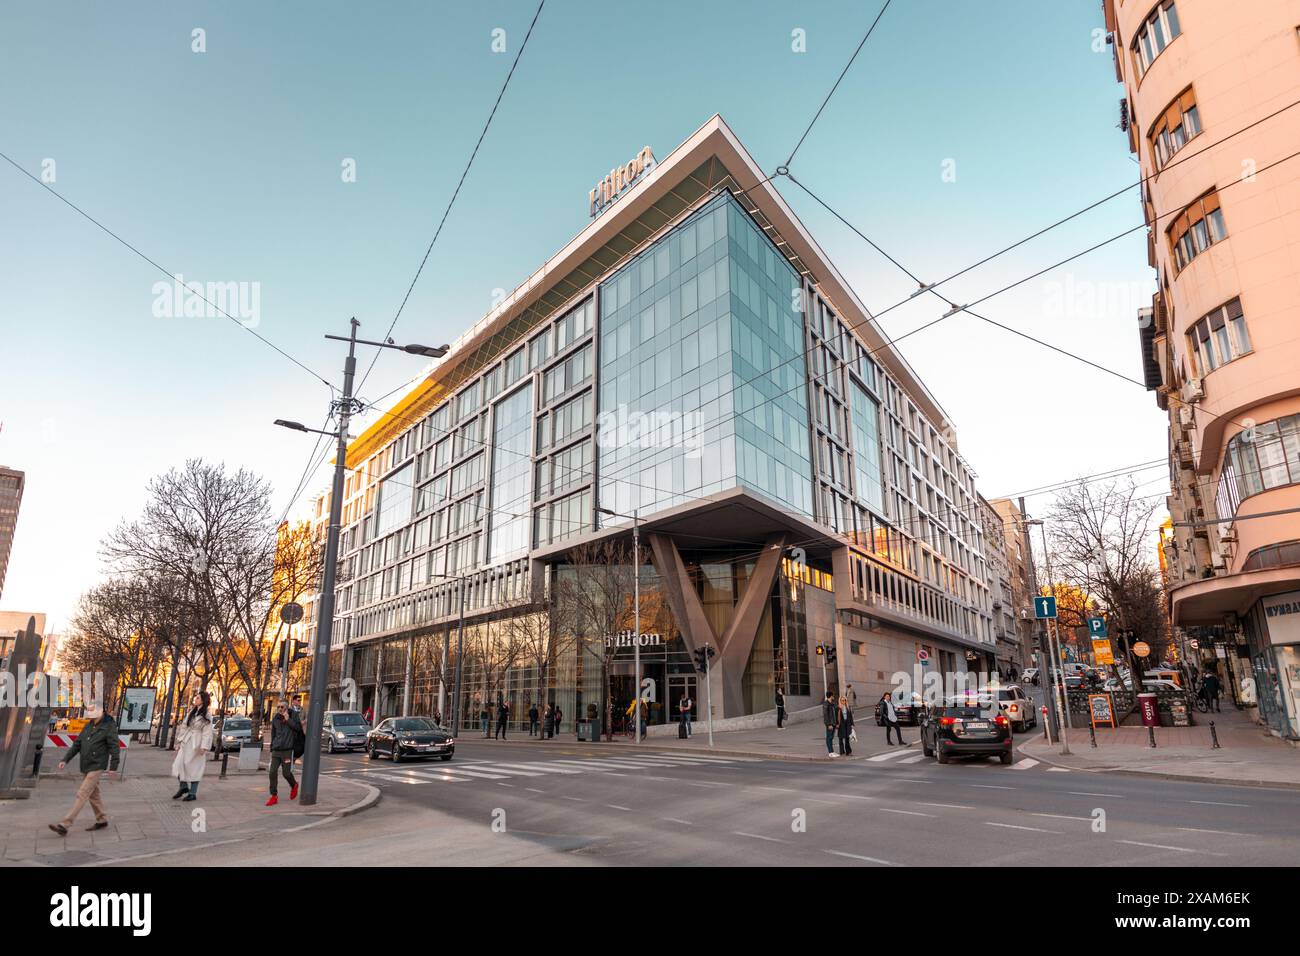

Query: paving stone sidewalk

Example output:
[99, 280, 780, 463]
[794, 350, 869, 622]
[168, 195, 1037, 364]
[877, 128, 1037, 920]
[0, 743, 379, 866]
[1020, 706, 1299, 788]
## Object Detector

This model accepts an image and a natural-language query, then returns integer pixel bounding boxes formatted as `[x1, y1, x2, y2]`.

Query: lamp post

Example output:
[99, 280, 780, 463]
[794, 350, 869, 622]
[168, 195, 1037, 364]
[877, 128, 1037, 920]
[275, 318, 447, 806]
[597, 507, 641, 743]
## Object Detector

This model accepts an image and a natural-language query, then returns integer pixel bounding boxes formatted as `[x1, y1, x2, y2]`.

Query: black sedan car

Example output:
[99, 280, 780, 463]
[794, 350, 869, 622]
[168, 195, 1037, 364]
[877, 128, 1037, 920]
[921, 698, 1014, 765]
[366, 717, 455, 762]
[873, 692, 925, 726]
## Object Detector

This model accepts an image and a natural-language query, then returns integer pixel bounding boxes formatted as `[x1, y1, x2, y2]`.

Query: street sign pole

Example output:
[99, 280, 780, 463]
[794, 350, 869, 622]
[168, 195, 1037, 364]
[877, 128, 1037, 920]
[1035, 523, 1071, 755]
[704, 645, 714, 748]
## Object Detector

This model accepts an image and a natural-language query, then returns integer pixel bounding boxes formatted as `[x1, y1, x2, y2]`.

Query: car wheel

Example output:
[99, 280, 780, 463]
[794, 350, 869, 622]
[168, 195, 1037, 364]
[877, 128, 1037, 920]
[391, 744, 402, 763]
[1000, 751, 1013, 765]
[326, 738, 336, 754]
[1013, 721, 1025, 733]
[922, 735, 934, 758]
[440, 754, 453, 761]
[936, 743, 950, 764]
[367, 743, 377, 760]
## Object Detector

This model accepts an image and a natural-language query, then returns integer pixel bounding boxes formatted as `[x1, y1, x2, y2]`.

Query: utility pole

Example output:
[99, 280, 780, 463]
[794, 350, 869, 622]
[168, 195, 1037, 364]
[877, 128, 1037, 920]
[1034, 518, 1072, 755]
[275, 318, 447, 806]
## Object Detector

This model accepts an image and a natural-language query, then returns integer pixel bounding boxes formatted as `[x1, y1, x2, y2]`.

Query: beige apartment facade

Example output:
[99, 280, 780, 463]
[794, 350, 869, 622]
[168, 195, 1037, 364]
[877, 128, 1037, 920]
[1104, 0, 1300, 737]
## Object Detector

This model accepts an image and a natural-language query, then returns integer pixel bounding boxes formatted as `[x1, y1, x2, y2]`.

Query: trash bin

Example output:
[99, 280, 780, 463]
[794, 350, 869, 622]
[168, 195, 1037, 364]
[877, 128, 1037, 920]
[1137, 692, 1160, 728]
[238, 741, 263, 771]
[576, 720, 599, 742]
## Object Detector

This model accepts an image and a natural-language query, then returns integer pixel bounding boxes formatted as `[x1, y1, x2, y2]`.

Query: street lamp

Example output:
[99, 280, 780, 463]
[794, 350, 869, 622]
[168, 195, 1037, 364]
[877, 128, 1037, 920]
[597, 506, 642, 744]
[275, 317, 448, 807]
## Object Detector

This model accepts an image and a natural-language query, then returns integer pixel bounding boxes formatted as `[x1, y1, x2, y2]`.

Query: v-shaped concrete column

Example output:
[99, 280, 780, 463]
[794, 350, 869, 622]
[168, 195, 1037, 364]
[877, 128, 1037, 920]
[716, 532, 788, 716]
[648, 530, 788, 717]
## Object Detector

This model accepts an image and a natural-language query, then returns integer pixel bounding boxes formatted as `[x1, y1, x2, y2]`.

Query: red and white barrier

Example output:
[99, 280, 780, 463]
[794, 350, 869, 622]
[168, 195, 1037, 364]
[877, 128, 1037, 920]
[45, 733, 129, 749]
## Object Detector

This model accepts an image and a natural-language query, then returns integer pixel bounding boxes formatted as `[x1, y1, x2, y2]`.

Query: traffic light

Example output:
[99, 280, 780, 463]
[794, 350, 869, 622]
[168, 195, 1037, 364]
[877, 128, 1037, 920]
[826, 645, 838, 665]
[290, 640, 309, 663]
[815, 643, 825, 657]
[692, 645, 715, 673]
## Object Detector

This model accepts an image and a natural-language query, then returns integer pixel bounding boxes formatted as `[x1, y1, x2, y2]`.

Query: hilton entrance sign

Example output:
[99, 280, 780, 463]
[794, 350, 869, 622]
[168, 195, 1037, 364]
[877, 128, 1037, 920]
[589, 146, 656, 218]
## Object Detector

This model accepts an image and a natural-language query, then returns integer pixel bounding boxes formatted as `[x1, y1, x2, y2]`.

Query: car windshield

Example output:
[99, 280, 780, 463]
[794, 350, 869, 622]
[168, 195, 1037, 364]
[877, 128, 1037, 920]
[393, 718, 435, 732]
[332, 713, 367, 727]
[224, 718, 251, 730]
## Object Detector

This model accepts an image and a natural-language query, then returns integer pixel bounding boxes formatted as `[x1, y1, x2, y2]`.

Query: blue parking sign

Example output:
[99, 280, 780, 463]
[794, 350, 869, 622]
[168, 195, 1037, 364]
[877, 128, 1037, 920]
[1034, 596, 1058, 619]
[1087, 616, 1108, 637]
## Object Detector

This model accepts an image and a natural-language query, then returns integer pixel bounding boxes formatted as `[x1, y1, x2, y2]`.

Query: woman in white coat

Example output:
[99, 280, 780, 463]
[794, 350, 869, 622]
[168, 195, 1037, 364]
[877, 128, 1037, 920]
[171, 690, 214, 802]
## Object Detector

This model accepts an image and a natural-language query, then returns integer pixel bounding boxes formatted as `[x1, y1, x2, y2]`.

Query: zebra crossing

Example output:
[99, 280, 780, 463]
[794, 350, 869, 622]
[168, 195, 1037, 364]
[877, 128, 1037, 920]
[349, 751, 761, 786]
[865, 748, 1051, 771]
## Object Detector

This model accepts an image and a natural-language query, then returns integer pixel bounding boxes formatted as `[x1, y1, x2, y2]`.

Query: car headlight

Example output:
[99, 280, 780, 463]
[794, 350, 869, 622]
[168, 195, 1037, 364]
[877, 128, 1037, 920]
[334, 733, 346, 740]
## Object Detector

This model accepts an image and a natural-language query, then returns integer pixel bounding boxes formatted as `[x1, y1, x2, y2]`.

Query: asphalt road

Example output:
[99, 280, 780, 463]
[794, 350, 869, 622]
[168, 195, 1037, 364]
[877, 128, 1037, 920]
[145, 729, 1300, 867]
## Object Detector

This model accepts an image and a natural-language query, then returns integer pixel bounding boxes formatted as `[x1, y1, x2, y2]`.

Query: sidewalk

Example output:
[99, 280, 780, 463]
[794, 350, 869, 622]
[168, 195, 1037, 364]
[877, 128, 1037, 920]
[598, 722, 919, 762]
[0, 742, 379, 866]
[1020, 706, 1300, 789]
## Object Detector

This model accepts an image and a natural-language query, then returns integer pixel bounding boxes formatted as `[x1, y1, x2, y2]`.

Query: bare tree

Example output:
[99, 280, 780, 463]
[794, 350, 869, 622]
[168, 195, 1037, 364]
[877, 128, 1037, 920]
[1046, 478, 1163, 678]
[103, 459, 295, 742]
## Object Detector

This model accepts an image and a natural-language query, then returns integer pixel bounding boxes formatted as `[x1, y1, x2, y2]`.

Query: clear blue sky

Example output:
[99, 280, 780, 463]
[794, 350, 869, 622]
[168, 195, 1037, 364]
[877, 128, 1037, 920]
[0, 1, 1165, 627]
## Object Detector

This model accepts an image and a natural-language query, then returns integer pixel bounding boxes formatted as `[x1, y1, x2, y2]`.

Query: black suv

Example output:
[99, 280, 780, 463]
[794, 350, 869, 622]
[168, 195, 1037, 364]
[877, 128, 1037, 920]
[921, 697, 1013, 765]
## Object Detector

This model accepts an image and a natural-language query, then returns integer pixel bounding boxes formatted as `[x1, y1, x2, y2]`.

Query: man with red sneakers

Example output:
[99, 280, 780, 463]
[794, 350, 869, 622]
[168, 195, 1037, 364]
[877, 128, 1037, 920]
[265, 701, 301, 806]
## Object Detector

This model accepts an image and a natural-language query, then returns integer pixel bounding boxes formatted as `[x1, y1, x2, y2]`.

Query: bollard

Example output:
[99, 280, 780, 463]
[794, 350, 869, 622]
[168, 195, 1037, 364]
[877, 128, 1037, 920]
[220, 751, 230, 779]
[1147, 725, 1157, 748]
[1089, 723, 1097, 748]
[1210, 721, 1221, 749]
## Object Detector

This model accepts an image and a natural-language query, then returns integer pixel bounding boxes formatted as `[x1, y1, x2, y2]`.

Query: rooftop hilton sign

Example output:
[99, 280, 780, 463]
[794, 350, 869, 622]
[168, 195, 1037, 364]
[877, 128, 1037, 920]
[589, 146, 656, 218]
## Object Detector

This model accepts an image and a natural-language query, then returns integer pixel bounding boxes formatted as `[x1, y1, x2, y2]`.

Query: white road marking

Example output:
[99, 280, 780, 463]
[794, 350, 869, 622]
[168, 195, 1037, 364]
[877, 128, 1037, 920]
[1045, 767, 1070, 773]
[1068, 791, 1122, 798]
[735, 831, 784, 842]
[490, 762, 582, 775]
[663, 817, 694, 825]
[919, 802, 975, 810]
[606, 804, 633, 811]
[1178, 827, 1249, 837]
[968, 784, 1015, 790]
[880, 808, 933, 817]
[525, 787, 547, 794]
[1032, 812, 1092, 822]
[900, 755, 925, 764]
[1117, 839, 1197, 853]
[1189, 800, 1249, 807]
[1011, 758, 1040, 770]
[561, 796, 586, 802]
[985, 822, 1060, 833]
[824, 849, 897, 866]
[867, 750, 909, 762]
[433, 767, 512, 780]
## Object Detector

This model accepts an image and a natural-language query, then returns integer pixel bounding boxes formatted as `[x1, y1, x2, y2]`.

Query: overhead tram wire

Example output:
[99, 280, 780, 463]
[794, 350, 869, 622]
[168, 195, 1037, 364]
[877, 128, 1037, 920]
[0, 149, 336, 392]
[784, 0, 894, 169]
[356, 0, 546, 397]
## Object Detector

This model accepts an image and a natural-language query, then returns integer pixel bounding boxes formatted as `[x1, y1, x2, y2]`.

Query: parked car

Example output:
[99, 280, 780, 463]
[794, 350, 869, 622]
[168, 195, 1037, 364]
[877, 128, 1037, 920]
[874, 692, 926, 726]
[988, 684, 1038, 732]
[1141, 678, 1183, 693]
[321, 710, 371, 753]
[1021, 667, 1040, 686]
[216, 716, 253, 753]
[921, 700, 1014, 765]
[367, 717, 455, 762]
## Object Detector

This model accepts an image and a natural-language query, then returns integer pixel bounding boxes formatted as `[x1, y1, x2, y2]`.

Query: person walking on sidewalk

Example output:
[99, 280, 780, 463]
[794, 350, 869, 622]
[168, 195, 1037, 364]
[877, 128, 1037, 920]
[776, 687, 786, 729]
[265, 701, 301, 807]
[553, 704, 563, 737]
[678, 692, 693, 737]
[822, 691, 840, 758]
[479, 702, 491, 737]
[49, 703, 119, 835]
[543, 704, 554, 739]
[528, 702, 539, 737]
[837, 695, 856, 756]
[495, 700, 510, 740]
[1203, 671, 1222, 713]
[171, 689, 214, 802]
[880, 692, 906, 746]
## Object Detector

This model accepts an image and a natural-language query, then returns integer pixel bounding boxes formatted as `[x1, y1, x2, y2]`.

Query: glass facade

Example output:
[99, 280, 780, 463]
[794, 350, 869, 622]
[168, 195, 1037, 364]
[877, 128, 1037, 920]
[849, 379, 884, 513]
[487, 382, 533, 562]
[597, 192, 813, 523]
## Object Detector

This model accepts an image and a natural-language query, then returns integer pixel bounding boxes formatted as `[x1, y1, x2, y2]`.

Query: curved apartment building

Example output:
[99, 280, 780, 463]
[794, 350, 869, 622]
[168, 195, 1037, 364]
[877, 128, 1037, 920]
[1104, 0, 1300, 737]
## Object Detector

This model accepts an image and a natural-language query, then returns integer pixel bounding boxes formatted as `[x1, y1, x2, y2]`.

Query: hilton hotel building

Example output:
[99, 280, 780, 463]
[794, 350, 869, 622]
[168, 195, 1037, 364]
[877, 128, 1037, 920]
[308, 116, 998, 731]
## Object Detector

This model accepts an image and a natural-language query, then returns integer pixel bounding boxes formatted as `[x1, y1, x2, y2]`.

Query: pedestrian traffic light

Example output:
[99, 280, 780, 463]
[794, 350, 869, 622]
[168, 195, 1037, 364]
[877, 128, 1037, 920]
[815, 643, 824, 656]
[693, 648, 708, 672]
[826, 645, 838, 665]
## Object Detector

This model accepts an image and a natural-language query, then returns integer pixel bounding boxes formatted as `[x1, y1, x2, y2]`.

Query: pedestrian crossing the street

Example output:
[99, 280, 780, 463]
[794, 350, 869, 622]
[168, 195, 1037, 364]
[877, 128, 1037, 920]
[351, 751, 761, 786]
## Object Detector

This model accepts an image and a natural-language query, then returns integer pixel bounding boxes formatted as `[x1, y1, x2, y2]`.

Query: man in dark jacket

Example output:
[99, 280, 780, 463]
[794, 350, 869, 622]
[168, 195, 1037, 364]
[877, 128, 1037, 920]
[495, 701, 510, 740]
[822, 691, 840, 758]
[1203, 671, 1222, 712]
[266, 702, 301, 806]
[49, 704, 119, 834]
[527, 703, 540, 737]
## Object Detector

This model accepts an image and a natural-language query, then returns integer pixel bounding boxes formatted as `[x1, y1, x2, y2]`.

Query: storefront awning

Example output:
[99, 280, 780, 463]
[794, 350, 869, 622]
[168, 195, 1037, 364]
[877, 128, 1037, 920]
[1170, 565, 1300, 626]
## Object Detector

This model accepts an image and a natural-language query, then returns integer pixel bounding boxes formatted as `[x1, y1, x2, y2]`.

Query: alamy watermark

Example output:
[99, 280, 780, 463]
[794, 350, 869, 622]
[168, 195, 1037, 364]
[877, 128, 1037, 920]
[596, 405, 703, 458]
[151, 274, 261, 328]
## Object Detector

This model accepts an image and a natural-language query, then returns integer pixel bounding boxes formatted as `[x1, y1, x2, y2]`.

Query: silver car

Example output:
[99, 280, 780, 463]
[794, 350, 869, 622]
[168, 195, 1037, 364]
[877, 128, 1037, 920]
[217, 716, 254, 753]
[322, 711, 371, 753]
